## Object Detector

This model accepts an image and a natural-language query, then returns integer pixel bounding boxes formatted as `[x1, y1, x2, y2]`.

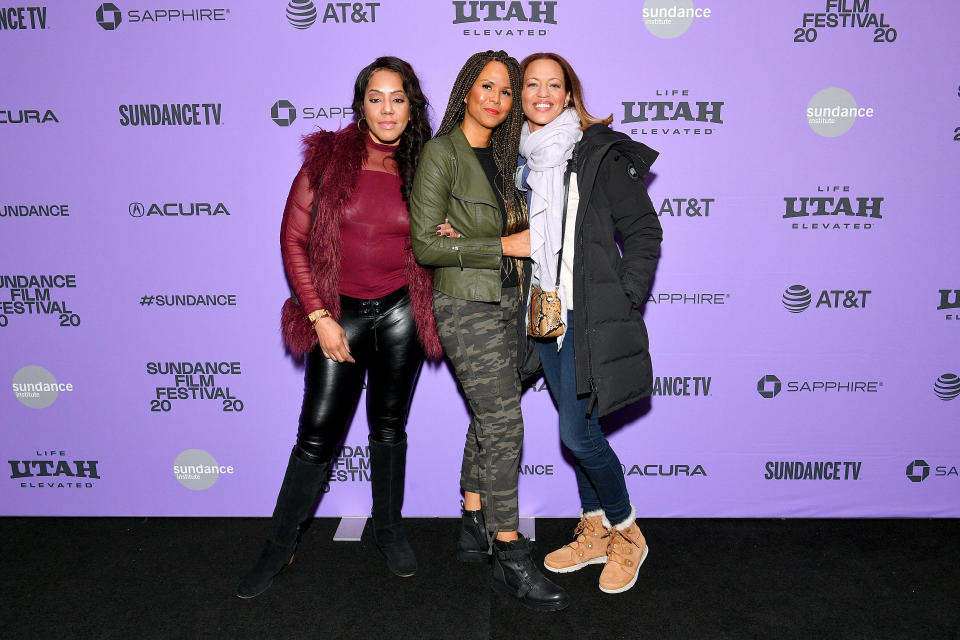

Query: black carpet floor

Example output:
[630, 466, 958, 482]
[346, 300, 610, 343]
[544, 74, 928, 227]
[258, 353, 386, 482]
[2, 517, 958, 639]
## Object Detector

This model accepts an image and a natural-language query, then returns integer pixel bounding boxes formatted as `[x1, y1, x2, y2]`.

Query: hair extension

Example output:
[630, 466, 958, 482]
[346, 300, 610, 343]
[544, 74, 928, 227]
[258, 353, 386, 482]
[435, 50, 527, 235]
[351, 56, 432, 204]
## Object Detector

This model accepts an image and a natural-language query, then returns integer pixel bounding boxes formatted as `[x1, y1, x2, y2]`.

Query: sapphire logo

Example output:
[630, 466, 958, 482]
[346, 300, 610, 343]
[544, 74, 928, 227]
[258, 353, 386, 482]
[935, 373, 960, 401]
[782, 285, 811, 313]
[757, 375, 781, 398]
[271, 99, 296, 126]
[286, 0, 317, 28]
[906, 459, 929, 483]
[96, 2, 122, 29]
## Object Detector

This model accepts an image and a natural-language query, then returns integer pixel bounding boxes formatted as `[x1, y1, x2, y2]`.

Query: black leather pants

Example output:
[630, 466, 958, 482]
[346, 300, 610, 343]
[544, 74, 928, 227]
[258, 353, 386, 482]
[295, 288, 424, 464]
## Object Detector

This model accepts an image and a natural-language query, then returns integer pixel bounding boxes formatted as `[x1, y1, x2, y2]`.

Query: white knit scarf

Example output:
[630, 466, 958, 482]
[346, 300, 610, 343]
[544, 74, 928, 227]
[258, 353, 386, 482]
[519, 108, 582, 346]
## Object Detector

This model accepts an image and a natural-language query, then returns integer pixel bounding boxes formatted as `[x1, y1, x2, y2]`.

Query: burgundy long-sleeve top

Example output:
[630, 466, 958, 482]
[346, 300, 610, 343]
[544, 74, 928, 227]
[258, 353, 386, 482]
[280, 137, 410, 313]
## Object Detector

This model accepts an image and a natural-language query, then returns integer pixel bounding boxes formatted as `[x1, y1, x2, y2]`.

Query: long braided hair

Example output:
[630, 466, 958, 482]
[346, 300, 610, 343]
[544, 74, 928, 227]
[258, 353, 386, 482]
[351, 56, 432, 205]
[435, 50, 527, 235]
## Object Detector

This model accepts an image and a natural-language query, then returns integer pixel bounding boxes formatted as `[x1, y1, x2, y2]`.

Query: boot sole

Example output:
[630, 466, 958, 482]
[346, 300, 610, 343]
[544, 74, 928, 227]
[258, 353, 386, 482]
[458, 549, 490, 564]
[544, 555, 607, 573]
[236, 554, 295, 599]
[490, 579, 570, 612]
[599, 545, 649, 594]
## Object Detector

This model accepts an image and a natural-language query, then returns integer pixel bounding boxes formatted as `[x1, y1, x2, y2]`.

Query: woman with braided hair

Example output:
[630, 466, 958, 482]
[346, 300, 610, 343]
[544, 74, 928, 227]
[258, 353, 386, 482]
[236, 56, 441, 598]
[410, 50, 568, 611]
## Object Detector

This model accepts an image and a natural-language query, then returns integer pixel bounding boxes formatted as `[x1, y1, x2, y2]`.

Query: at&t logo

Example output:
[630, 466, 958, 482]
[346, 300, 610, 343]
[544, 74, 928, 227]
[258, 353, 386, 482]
[287, 1, 378, 28]
[782, 284, 870, 312]
[935, 373, 960, 401]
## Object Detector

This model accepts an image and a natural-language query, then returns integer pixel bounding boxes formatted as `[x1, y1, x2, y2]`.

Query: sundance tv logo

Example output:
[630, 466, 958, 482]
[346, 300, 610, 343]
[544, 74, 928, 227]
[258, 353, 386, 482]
[96, 2, 229, 30]
[642, 0, 712, 39]
[807, 87, 875, 137]
[0, 6, 48, 29]
[782, 284, 870, 313]
[286, 0, 379, 28]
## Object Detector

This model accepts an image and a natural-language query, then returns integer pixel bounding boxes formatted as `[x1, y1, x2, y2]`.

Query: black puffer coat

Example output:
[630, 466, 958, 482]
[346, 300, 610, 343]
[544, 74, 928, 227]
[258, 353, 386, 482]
[519, 124, 662, 417]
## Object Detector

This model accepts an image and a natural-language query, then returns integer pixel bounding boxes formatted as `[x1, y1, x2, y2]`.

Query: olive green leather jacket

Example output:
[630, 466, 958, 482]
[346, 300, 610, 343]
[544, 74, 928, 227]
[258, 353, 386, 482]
[410, 126, 505, 303]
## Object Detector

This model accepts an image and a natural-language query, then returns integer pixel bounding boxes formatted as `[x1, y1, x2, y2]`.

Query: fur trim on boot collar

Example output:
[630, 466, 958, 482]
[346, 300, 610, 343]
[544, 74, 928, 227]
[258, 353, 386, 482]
[602, 504, 637, 531]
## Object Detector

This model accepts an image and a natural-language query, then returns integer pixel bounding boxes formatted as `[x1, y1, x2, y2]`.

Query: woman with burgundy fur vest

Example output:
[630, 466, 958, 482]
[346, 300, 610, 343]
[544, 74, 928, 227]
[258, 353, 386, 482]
[237, 56, 441, 599]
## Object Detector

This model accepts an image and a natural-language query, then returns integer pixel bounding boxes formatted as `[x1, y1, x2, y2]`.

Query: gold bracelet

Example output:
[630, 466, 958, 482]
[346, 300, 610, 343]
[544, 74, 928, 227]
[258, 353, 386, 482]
[308, 309, 331, 326]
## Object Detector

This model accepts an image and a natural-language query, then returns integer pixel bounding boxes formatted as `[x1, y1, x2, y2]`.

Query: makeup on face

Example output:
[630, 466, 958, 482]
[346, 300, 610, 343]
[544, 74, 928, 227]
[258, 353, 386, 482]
[522, 58, 571, 132]
[363, 69, 410, 146]
[462, 60, 513, 136]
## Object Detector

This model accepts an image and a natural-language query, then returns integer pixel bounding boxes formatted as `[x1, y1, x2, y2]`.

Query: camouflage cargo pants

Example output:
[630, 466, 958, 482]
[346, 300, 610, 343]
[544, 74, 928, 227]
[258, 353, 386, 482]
[433, 287, 523, 534]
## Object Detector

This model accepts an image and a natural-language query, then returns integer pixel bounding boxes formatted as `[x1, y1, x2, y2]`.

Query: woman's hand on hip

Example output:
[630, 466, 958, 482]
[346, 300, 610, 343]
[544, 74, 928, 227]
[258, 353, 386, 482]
[314, 317, 355, 363]
[501, 229, 530, 258]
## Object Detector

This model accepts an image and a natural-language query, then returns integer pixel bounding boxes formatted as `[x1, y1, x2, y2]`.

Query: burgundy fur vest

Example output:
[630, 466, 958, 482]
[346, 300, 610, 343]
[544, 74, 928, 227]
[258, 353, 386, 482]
[280, 122, 442, 360]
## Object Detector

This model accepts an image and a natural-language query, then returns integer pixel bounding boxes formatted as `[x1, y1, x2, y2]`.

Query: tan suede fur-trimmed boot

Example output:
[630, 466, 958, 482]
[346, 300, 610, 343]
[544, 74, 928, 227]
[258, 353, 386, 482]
[599, 507, 648, 594]
[543, 510, 610, 573]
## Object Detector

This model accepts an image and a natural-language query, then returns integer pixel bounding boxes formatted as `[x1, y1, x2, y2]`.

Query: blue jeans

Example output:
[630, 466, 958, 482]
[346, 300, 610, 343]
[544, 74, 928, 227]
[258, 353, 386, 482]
[536, 311, 632, 524]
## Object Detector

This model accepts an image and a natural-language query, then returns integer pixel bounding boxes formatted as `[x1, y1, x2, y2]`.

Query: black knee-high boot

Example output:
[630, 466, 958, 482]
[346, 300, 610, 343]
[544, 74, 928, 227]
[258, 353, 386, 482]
[369, 435, 417, 577]
[236, 447, 329, 598]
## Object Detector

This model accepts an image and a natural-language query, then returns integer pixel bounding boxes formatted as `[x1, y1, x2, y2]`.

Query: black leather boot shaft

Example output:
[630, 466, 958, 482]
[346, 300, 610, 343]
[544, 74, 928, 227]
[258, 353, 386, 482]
[491, 536, 570, 611]
[237, 447, 329, 598]
[369, 436, 417, 577]
[458, 506, 489, 563]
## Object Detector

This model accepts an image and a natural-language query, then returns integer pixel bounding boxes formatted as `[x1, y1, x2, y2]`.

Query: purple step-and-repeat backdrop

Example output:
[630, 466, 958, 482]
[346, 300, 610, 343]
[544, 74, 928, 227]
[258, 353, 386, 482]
[2, 1, 958, 518]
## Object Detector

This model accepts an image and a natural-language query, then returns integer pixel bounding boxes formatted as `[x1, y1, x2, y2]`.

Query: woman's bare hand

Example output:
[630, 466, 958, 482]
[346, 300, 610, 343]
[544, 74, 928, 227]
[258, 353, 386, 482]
[436, 218, 461, 238]
[500, 229, 530, 257]
[314, 317, 355, 363]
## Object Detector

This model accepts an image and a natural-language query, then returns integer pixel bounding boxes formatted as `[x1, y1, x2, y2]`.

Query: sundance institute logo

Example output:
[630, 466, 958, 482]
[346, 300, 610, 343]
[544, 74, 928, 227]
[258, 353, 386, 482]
[806, 87, 875, 137]
[757, 374, 781, 399]
[271, 99, 296, 126]
[11, 366, 73, 409]
[642, 0, 712, 39]
[906, 459, 929, 483]
[96, 2, 122, 30]
[782, 285, 812, 313]
[286, 0, 317, 28]
[934, 373, 960, 401]
[172, 449, 234, 490]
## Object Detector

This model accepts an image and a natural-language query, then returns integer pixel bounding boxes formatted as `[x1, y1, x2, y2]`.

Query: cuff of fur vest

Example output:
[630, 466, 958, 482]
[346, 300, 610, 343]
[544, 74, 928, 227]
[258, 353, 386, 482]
[281, 297, 317, 357]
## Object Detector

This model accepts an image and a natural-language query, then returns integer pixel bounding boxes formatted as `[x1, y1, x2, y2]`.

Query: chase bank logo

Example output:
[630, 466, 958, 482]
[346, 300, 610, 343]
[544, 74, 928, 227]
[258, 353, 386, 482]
[757, 374, 781, 399]
[96, 2, 122, 30]
[271, 100, 296, 127]
[906, 459, 930, 483]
